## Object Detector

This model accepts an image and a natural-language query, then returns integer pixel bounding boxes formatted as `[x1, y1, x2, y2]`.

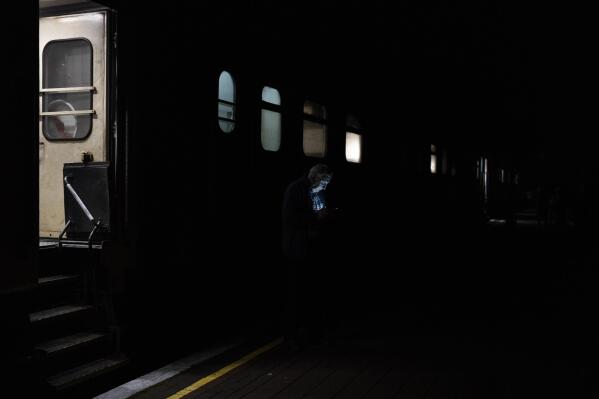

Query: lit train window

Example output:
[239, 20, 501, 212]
[430, 144, 438, 174]
[42, 39, 93, 140]
[262, 86, 280, 105]
[261, 86, 281, 151]
[345, 114, 363, 163]
[218, 71, 236, 133]
[303, 100, 327, 158]
[345, 133, 362, 163]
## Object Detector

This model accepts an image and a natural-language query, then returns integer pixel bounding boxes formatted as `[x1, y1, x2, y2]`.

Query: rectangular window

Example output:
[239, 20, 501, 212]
[261, 109, 281, 152]
[430, 155, 437, 174]
[303, 120, 327, 158]
[430, 145, 438, 174]
[261, 86, 282, 151]
[345, 132, 362, 163]
[41, 39, 94, 140]
[303, 100, 327, 158]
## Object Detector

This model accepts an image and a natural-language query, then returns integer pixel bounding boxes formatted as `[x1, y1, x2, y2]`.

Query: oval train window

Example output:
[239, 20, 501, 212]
[218, 71, 236, 133]
[261, 86, 282, 151]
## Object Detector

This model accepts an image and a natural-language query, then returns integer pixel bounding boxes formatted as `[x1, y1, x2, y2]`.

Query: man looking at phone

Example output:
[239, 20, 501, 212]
[281, 163, 334, 349]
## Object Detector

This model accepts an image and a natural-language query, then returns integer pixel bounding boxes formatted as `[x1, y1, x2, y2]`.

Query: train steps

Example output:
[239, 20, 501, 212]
[29, 245, 131, 398]
[34, 275, 83, 314]
[46, 354, 130, 399]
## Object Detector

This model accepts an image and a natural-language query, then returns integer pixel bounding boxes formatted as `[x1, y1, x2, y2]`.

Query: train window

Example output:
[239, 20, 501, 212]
[262, 86, 281, 105]
[345, 132, 362, 163]
[261, 86, 281, 151]
[303, 100, 327, 158]
[218, 71, 236, 133]
[41, 39, 93, 140]
[303, 120, 327, 157]
[345, 114, 363, 163]
[303, 100, 326, 119]
[430, 145, 438, 174]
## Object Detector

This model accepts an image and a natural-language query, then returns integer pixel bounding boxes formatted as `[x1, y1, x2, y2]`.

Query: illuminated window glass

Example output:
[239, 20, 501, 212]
[262, 86, 281, 105]
[218, 71, 235, 133]
[261, 86, 281, 151]
[303, 100, 327, 158]
[303, 120, 327, 157]
[430, 145, 438, 174]
[345, 114, 363, 163]
[42, 39, 93, 140]
[345, 132, 362, 163]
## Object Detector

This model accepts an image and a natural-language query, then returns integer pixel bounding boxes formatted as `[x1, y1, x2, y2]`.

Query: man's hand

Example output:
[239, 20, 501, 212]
[316, 208, 329, 220]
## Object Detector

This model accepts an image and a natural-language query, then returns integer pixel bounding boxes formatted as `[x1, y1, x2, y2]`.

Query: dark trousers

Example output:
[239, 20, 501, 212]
[284, 257, 328, 344]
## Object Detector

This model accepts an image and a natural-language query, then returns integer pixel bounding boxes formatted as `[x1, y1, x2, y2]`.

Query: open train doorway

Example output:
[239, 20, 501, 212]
[39, 1, 116, 243]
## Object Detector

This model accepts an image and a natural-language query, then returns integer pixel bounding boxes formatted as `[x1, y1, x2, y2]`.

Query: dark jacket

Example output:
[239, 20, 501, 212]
[281, 176, 315, 261]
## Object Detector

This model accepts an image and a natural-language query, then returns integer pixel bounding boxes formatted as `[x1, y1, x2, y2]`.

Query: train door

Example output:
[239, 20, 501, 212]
[39, 12, 108, 238]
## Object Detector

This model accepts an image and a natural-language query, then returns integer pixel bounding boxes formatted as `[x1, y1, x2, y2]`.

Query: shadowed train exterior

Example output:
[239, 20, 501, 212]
[1, 1, 593, 398]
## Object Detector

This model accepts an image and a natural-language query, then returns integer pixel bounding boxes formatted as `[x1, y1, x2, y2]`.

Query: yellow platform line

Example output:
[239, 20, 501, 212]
[166, 337, 284, 399]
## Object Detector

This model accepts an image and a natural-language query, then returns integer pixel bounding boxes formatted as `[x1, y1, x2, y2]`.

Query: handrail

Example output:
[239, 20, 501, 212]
[64, 176, 94, 222]
[57, 219, 72, 249]
[40, 110, 95, 117]
[62, 176, 105, 248]
[40, 86, 96, 94]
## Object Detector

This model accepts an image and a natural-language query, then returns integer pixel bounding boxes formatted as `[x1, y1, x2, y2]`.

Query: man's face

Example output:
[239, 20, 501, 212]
[314, 173, 332, 188]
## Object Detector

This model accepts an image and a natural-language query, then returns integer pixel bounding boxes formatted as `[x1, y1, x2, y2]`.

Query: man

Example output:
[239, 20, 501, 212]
[281, 164, 333, 349]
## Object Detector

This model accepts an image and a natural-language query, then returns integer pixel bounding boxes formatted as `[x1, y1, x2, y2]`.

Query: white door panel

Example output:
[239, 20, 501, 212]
[39, 12, 107, 237]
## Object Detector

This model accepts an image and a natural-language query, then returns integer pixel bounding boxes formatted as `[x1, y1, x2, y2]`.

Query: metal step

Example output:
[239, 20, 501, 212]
[30, 305, 94, 323]
[34, 275, 83, 310]
[39, 275, 79, 287]
[47, 355, 129, 391]
[35, 331, 113, 378]
[35, 332, 106, 356]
